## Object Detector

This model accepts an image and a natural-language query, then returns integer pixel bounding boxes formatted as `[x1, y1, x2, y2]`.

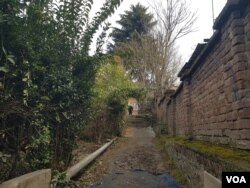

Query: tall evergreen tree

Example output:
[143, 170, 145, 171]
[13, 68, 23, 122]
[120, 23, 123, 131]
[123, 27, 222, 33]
[111, 3, 156, 44]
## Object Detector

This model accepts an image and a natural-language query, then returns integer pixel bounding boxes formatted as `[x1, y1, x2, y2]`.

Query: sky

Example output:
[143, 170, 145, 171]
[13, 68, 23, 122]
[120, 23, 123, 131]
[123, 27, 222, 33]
[90, 0, 227, 63]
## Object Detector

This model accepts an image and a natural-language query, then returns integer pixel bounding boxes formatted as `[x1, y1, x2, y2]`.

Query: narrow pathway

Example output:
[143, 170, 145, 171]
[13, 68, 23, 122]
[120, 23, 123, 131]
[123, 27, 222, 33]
[89, 115, 180, 188]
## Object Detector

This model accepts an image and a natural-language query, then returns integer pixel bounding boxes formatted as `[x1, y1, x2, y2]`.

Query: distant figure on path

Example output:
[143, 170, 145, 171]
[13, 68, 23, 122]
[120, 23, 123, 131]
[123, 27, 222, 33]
[128, 105, 133, 115]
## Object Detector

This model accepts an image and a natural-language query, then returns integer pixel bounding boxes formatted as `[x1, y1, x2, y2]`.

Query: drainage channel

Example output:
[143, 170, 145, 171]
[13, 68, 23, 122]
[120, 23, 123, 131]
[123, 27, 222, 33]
[66, 139, 115, 180]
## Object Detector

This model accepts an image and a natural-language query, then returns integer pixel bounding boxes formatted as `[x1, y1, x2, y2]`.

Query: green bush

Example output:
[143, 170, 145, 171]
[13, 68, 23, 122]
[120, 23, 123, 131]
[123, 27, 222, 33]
[81, 56, 144, 142]
[0, 0, 123, 182]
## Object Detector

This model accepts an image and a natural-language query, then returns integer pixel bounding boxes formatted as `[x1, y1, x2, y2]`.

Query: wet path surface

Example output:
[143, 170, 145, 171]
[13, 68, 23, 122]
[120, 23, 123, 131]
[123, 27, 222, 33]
[90, 170, 180, 188]
[90, 115, 180, 188]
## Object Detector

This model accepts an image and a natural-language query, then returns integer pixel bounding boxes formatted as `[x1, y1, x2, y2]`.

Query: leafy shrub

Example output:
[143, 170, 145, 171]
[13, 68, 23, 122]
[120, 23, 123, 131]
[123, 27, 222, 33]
[0, 0, 123, 182]
[81, 56, 144, 142]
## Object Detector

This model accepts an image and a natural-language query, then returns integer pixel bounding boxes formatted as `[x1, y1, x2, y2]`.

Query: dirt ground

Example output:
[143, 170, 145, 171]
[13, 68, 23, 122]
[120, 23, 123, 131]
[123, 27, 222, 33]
[71, 141, 102, 166]
[71, 115, 179, 188]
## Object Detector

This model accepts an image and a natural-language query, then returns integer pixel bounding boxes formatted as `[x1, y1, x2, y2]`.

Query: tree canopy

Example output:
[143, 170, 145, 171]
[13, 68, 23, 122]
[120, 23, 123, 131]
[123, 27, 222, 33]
[111, 3, 156, 44]
[112, 0, 196, 94]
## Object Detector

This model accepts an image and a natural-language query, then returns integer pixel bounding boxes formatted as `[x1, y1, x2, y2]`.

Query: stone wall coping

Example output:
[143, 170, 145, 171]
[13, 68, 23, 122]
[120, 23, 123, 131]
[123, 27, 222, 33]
[187, 30, 220, 76]
[178, 43, 206, 80]
[213, 0, 248, 30]
[166, 82, 183, 106]
[178, 0, 249, 82]
[171, 82, 183, 98]
[158, 89, 176, 106]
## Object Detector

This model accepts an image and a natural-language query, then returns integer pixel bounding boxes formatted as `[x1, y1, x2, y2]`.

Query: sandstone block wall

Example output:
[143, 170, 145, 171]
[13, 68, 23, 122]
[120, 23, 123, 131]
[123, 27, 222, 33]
[166, 143, 247, 188]
[156, 0, 250, 150]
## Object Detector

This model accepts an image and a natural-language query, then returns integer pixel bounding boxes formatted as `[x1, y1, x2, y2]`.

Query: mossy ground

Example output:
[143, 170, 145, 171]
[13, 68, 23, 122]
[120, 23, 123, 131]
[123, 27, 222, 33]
[154, 137, 192, 188]
[155, 135, 250, 187]
[158, 135, 250, 170]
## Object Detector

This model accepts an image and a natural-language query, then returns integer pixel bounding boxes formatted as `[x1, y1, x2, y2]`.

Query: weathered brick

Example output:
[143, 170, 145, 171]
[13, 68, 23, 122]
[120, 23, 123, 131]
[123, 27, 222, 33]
[246, 32, 250, 41]
[232, 44, 245, 55]
[236, 140, 250, 150]
[219, 122, 234, 129]
[225, 51, 234, 62]
[225, 70, 234, 80]
[235, 80, 247, 90]
[238, 129, 250, 139]
[222, 31, 229, 41]
[245, 21, 250, 33]
[225, 129, 240, 139]
[218, 114, 226, 122]
[225, 92, 235, 103]
[225, 77, 233, 87]
[236, 89, 250, 99]
[238, 108, 250, 119]
[234, 119, 250, 129]
[223, 63, 232, 72]
[231, 101, 240, 110]
[232, 62, 248, 73]
[224, 42, 232, 54]
[233, 53, 248, 63]
[232, 35, 245, 46]
[218, 137, 231, 145]
[245, 12, 250, 24]
[234, 70, 250, 81]
[225, 129, 250, 140]
[231, 18, 244, 28]
[227, 111, 238, 121]
[219, 106, 230, 114]
[245, 53, 250, 63]
[230, 27, 245, 38]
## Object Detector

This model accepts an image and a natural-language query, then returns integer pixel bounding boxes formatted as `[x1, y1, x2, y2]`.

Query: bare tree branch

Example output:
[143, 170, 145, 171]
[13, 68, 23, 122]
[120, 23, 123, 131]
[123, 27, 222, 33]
[116, 0, 197, 94]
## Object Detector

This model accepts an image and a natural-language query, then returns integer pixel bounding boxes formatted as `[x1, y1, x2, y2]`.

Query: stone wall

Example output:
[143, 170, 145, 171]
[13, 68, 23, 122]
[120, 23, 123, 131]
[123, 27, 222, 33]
[153, 90, 175, 134]
[165, 143, 247, 188]
[155, 0, 250, 150]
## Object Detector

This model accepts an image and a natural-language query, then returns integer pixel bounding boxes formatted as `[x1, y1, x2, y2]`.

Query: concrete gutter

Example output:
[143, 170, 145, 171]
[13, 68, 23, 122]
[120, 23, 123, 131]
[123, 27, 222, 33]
[66, 138, 116, 179]
[204, 171, 221, 188]
[0, 139, 115, 187]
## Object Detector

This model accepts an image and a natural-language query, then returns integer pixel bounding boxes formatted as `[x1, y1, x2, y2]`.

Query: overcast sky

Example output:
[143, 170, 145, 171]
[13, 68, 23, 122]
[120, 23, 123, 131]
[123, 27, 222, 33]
[91, 0, 227, 62]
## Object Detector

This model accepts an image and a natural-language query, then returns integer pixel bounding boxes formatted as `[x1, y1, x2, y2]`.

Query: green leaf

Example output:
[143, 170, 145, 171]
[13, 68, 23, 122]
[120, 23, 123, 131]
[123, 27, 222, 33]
[0, 66, 9, 73]
[23, 89, 28, 95]
[7, 56, 15, 64]
[41, 96, 50, 101]
[55, 113, 61, 122]
[2, 46, 7, 56]
[62, 112, 70, 119]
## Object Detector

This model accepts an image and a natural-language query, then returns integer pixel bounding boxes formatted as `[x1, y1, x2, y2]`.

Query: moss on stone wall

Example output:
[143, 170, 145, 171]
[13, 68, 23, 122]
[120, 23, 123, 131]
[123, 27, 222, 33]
[158, 135, 250, 171]
[154, 137, 192, 188]
[156, 135, 250, 188]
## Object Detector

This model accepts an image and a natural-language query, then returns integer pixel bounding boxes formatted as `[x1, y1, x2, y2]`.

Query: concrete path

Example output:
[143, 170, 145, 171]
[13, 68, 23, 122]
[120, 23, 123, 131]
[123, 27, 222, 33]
[90, 115, 181, 188]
